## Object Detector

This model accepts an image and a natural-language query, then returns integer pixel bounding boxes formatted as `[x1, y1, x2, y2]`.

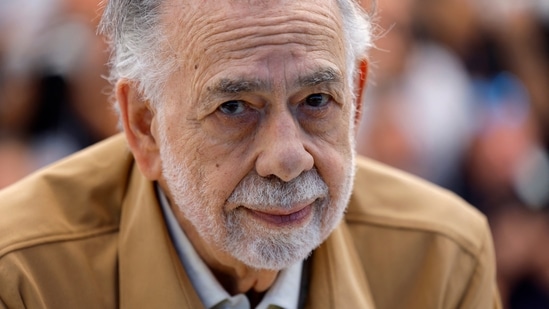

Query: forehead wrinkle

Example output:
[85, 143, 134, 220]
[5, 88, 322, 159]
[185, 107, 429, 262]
[206, 14, 341, 52]
[170, 4, 344, 64]
[163, 0, 348, 116]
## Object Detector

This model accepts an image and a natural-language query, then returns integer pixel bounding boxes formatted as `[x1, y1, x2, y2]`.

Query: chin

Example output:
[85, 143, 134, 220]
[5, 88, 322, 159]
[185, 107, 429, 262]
[222, 198, 345, 270]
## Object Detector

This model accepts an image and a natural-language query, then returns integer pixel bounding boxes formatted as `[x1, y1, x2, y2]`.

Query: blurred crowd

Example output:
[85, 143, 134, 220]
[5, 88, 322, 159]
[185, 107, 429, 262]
[0, 0, 118, 187]
[1, 0, 548, 308]
[357, 0, 549, 307]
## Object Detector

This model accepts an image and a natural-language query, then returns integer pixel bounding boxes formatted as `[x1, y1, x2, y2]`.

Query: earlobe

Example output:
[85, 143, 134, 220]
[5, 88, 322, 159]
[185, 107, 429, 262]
[354, 59, 369, 129]
[116, 80, 162, 180]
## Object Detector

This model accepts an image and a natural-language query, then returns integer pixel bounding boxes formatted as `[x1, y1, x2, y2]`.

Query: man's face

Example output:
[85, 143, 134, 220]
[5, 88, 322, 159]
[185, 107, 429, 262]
[156, 0, 356, 270]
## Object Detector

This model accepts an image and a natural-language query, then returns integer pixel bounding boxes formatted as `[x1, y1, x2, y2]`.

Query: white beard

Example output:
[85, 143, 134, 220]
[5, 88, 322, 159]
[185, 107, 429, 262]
[158, 125, 356, 270]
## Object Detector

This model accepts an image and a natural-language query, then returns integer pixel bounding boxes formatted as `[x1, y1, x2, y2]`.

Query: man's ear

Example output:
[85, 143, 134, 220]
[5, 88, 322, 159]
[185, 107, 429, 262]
[116, 79, 162, 180]
[354, 59, 369, 130]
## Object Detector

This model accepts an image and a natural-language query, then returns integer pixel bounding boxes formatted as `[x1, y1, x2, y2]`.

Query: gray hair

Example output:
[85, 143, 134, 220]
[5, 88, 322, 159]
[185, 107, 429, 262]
[99, 0, 374, 106]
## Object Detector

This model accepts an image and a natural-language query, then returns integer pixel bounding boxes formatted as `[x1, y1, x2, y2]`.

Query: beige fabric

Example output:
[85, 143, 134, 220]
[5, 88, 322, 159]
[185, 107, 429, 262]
[0, 134, 501, 308]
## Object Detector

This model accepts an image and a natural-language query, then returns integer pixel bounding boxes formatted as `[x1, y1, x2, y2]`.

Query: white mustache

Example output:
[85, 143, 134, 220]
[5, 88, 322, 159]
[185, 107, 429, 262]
[227, 169, 329, 209]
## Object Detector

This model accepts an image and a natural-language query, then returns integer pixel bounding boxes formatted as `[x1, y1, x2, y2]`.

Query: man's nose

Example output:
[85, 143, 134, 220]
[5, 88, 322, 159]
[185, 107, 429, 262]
[255, 112, 314, 182]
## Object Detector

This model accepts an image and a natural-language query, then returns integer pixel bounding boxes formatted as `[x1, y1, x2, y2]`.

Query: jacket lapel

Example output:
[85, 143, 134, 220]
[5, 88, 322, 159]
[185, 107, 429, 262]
[306, 222, 376, 309]
[118, 164, 204, 308]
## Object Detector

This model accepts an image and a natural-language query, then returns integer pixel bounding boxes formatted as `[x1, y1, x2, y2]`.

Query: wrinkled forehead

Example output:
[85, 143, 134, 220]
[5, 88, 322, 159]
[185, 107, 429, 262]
[162, 0, 341, 17]
[158, 0, 346, 64]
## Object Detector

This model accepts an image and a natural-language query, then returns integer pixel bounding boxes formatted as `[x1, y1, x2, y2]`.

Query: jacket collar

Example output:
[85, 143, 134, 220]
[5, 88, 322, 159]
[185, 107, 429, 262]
[118, 163, 204, 308]
[306, 221, 376, 308]
[118, 162, 375, 308]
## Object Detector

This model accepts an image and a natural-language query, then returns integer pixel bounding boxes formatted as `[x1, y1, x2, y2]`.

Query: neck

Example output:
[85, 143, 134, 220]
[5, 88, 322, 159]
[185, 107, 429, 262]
[211, 263, 279, 295]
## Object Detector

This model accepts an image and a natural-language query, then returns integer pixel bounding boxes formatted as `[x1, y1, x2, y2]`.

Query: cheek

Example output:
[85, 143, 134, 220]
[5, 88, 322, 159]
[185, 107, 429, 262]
[310, 134, 354, 195]
[204, 111, 260, 144]
[311, 105, 355, 191]
[181, 134, 253, 208]
[162, 104, 259, 203]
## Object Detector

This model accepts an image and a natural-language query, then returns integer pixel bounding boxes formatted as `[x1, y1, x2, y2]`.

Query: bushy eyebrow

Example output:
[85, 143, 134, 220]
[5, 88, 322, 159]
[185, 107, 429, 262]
[209, 67, 342, 96]
[298, 67, 341, 87]
[212, 78, 268, 94]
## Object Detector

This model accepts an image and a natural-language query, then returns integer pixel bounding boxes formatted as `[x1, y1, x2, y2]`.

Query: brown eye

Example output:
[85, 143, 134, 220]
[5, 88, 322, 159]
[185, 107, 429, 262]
[218, 100, 246, 115]
[305, 93, 330, 107]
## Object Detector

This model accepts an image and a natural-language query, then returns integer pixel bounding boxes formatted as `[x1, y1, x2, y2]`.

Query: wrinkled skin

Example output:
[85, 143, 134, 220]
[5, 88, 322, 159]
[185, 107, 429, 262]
[118, 0, 363, 295]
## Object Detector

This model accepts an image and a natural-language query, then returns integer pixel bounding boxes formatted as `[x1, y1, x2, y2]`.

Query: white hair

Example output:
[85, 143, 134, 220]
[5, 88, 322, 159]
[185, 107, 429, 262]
[99, 0, 374, 106]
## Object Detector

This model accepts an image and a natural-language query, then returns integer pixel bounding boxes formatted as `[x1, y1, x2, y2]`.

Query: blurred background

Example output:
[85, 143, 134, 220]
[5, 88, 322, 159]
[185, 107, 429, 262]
[358, 0, 549, 307]
[0, 0, 548, 308]
[0, 0, 118, 188]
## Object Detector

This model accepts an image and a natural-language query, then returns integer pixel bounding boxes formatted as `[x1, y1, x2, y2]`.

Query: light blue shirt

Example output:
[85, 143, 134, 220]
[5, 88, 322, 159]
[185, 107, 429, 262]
[157, 186, 303, 309]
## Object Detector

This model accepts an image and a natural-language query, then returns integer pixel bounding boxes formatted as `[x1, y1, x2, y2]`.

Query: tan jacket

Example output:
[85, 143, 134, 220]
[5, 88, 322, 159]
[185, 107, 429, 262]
[0, 134, 501, 308]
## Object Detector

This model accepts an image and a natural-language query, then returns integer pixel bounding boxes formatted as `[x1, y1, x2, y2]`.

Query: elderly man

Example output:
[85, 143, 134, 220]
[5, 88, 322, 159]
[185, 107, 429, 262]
[0, 0, 500, 308]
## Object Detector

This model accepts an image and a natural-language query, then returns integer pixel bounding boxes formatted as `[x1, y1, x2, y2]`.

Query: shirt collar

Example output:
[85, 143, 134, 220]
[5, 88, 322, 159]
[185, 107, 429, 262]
[157, 185, 303, 309]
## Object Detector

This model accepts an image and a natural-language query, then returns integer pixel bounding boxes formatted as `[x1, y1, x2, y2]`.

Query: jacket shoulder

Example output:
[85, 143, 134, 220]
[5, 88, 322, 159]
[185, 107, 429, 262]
[347, 156, 488, 256]
[0, 134, 132, 258]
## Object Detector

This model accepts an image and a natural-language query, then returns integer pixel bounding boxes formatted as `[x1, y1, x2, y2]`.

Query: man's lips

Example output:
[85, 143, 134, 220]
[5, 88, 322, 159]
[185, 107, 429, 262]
[245, 202, 314, 226]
